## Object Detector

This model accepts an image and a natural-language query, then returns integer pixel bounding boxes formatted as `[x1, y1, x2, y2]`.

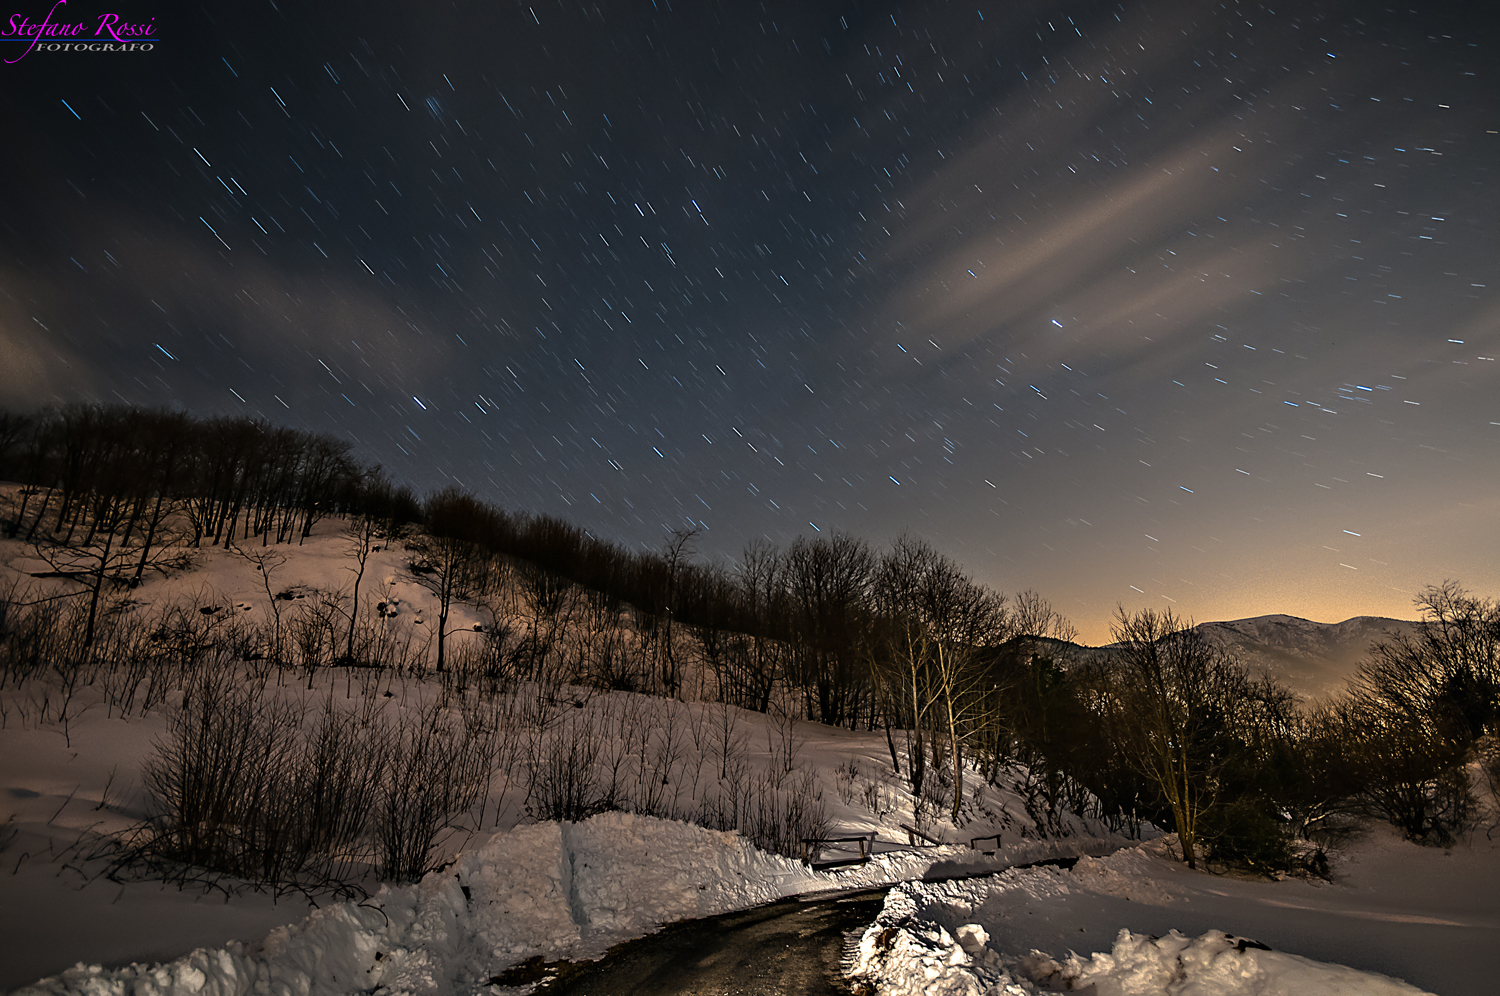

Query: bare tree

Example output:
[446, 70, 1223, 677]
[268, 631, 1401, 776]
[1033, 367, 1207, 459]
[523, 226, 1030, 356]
[1097, 606, 1255, 868]
[125, 410, 193, 588]
[403, 488, 498, 673]
[28, 416, 190, 647]
[515, 556, 574, 680]
[2, 410, 50, 538]
[340, 492, 407, 665]
[235, 545, 291, 663]
[785, 532, 875, 727]
[1337, 582, 1500, 843]
[872, 535, 1010, 821]
[656, 526, 700, 695]
[722, 539, 786, 712]
[1011, 589, 1079, 643]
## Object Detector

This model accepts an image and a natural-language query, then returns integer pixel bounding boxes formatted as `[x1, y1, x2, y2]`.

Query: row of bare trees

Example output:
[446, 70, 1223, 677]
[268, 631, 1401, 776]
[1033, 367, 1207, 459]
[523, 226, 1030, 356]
[0, 406, 422, 646]
[0, 406, 404, 551]
[377, 500, 1080, 831]
[0, 407, 1021, 711]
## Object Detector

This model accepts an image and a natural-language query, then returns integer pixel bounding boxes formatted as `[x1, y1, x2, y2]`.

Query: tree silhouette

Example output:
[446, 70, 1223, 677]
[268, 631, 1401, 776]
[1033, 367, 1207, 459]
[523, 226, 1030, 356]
[1096, 606, 1255, 868]
[402, 488, 499, 673]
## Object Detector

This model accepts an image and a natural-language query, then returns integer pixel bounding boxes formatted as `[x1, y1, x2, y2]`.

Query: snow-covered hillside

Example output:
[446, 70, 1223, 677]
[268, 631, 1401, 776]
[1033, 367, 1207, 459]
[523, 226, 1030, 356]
[2, 517, 1495, 996]
[0, 518, 1109, 990]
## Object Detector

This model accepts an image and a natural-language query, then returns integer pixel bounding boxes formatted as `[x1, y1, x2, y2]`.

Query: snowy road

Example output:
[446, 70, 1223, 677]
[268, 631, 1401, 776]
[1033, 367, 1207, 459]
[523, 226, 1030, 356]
[532, 888, 889, 996]
[528, 858, 1087, 995]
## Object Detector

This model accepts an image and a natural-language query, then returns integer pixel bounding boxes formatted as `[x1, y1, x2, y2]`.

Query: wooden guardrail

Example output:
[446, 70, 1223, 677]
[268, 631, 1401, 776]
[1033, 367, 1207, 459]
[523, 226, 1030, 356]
[801, 833, 876, 866]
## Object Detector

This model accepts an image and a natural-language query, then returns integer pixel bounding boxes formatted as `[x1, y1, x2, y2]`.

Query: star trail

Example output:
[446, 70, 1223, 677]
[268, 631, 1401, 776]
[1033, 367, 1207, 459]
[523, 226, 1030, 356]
[2, 0, 1495, 640]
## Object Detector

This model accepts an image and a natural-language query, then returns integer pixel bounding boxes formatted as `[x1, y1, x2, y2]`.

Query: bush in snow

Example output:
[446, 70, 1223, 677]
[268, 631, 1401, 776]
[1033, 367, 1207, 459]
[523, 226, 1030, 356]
[376, 698, 498, 881]
[140, 665, 314, 885]
[134, 668, 500, 890]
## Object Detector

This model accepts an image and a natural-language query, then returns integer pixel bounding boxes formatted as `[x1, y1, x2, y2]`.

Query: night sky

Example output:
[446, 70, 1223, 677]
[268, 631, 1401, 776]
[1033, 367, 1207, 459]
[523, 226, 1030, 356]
[3, 0, 1496, 642]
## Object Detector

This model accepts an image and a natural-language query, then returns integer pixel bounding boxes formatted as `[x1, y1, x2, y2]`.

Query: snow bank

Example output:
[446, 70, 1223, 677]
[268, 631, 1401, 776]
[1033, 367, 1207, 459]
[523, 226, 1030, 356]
[849, 867, 1071, 996]
[14, 810, 1116, 996]
[1070, 846, 1176, 904]
[14, 815, 755, 996]
[1025, 928, 1435, 995]
[567, 812, 793, 933]
[847, 850, 1441, 996]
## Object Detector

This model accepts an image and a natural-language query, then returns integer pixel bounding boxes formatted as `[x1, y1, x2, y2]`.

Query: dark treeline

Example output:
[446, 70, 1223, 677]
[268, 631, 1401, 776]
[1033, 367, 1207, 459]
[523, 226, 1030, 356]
[0, 405, 409, 550]
[3, 404, 1497, 876]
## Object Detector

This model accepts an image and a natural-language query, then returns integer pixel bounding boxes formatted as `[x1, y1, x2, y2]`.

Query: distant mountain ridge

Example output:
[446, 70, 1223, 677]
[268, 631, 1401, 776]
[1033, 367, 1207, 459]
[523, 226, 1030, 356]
[1045, 613, 1418, 701]
[1193, 613, 1416, 701]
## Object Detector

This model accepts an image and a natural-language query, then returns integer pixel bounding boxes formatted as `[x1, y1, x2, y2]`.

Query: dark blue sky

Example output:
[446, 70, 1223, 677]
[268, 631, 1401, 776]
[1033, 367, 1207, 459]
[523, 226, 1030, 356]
[3, 0, 1496, 640]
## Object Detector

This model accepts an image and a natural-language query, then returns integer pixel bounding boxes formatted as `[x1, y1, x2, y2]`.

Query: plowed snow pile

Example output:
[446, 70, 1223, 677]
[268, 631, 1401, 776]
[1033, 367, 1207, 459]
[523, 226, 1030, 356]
[1026, 929, 1430, 995]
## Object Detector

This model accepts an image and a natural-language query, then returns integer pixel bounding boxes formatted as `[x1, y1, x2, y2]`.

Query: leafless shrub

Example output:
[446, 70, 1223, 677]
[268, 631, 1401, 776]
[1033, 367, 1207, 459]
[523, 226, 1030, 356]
[711, 703, 748, 781]
[141, 667, 307, 879]
[375, 699, 497, 882]
[133, 667, 444, 891]
[445, 620, 525, 699]
[0, 586, 89, 689]
[524, 707, 609, 822]
[289, 590, 345, 678]
[862, 776, 897, 820]
[96, 596, 257, 717]
[513, 692, 829, 860]
[333, 582, 431, 678]
[834, 757, 862, 806]
[636, 698, 687, 817]
[744, 770, 829, 858]
[292, 699, 388, 879]
[765, 706, 806, 785]
[696, 749, 751, 833]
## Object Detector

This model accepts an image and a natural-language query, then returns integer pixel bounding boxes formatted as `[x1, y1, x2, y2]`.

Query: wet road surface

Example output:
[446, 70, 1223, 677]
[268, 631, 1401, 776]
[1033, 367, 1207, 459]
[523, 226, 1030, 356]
[532, 888, 889, 996]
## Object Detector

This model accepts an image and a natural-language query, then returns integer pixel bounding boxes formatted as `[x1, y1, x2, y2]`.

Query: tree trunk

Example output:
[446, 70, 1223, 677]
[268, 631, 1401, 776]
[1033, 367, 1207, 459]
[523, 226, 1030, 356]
[83, 528, 116, 648]
[948, 693, 964, 823]
[436, 596, 449, 673]
[131, 492, 169, 587]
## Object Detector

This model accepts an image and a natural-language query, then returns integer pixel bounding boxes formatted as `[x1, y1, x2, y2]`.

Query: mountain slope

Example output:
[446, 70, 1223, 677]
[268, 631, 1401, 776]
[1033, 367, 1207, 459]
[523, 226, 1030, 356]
[1194, 614, 1416, 701]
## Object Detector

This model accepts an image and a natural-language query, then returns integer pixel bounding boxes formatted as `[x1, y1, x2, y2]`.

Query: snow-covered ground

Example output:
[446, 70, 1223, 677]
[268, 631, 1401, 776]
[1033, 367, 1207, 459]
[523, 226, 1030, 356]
[848, 830, 1500, 995]
[8, 816, 1496, 996]
[0, 674, 1111, 993]
[3, 519, 1498, 995]
[6, 813, 1108, 996]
